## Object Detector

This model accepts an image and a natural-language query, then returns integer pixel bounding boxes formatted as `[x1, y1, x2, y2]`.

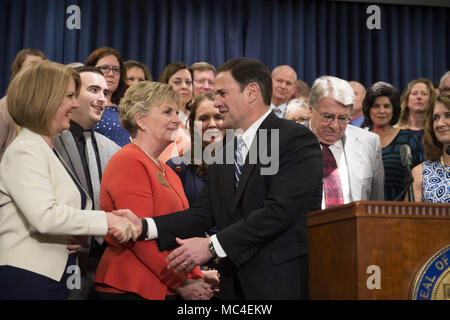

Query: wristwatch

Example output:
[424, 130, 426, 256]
[208, 239, 218, 258]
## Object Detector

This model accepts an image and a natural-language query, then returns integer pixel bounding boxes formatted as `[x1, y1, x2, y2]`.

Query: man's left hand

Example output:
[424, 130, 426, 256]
[167, 237, 212, 273]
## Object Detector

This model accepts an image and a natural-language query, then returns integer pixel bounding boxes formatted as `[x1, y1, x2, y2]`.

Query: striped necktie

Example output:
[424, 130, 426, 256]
[234, 136, 245, 188]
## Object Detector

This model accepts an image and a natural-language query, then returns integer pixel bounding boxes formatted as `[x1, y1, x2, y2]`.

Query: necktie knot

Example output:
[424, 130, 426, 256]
[83, 131, 92, 141]
[273, 107, 283, 118]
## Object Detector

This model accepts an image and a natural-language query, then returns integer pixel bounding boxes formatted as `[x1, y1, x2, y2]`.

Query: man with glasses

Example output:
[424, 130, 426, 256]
[190, 62, 216, 98]
[304, 75, 384, 209]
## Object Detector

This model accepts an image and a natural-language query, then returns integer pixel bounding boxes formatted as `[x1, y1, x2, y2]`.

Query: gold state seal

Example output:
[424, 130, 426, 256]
[411, 244, 450, 300]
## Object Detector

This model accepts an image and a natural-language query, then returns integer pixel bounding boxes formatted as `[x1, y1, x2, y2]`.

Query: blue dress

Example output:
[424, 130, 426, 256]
[422, 160, 450, 203]
[166, 156, 207, 206]
[410, 129, 425, 157]
[381, 129, 423, 201]
[94, 106, 131, 147]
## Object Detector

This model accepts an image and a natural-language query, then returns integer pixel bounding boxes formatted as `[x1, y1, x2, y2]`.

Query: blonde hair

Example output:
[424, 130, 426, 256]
[7, 60, 80, 136]
[119, 81, 181, 138]
[396, 78, 436, 129]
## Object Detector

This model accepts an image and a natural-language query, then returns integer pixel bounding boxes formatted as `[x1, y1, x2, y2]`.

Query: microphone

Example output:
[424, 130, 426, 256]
[399, 144, 415, 202]
[400, 144, 413, 169]
[446, 145, 450, 156]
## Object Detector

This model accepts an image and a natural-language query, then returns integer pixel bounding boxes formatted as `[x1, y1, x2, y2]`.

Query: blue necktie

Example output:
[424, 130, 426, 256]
[234, 136, 244, 187]
[273, 107, 283, 118]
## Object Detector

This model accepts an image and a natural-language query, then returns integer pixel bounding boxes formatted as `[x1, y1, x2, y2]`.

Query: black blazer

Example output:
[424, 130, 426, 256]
[154, 112, 323, 299]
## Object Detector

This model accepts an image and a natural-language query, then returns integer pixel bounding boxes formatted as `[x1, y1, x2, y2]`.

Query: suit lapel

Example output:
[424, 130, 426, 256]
[55, 131, 89, 192]
[218, 135, 237, 218]
[343, 128, 364, 202]
[94, 132, 109, 172]
[231, 113, 276, 214]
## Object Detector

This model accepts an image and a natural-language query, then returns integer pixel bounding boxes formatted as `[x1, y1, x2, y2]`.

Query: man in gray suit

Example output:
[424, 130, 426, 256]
[305, 75, 384, 209]
[54, 66, 120, 299]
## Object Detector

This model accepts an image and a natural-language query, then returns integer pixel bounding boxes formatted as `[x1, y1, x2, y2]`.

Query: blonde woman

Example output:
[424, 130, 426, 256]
[0, 61, 138, 300]
[396, 78, 436, 155]
[94, 81, 213, 300]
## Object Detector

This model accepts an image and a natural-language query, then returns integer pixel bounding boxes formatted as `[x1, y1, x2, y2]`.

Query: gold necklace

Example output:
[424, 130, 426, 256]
[440, 155, 450, 174]
[132, 141, 165, 176]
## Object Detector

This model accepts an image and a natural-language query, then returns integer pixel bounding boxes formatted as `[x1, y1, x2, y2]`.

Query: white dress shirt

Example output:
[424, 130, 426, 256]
[321, 139, 351, 209]
[146, 109, 273, 259]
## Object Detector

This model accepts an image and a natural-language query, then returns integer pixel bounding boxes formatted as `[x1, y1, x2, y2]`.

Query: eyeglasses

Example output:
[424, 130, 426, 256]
[319, 112, 351, 124]
[194, 79, 215, 86]
[97, 65, 121, 76]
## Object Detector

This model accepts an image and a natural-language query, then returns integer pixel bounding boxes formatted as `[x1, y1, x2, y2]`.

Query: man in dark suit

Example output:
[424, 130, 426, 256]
[121, 58, 322, 299]
[54, 66, 120, 299]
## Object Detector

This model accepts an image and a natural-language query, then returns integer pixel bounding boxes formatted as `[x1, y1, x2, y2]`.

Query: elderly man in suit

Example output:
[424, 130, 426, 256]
[118, 58, 323, 299]
[269, 65, 297, 118]
[305, 76, 384, 209]
[54, 66, 120, 299]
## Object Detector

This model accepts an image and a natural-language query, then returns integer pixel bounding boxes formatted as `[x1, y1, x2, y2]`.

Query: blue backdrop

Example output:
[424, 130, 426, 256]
[0, 0, 449, 96]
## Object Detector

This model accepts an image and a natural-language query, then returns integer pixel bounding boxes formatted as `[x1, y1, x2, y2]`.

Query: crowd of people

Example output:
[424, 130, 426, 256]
[0, 47, 448, 300]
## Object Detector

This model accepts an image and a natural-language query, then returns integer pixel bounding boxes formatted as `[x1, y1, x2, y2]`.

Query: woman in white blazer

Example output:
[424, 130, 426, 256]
[0, 61, 139, 300]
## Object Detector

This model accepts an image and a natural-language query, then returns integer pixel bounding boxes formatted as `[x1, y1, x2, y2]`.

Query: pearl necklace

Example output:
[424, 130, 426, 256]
[132, 141, 166, 176]
[440, 155, 450, 174]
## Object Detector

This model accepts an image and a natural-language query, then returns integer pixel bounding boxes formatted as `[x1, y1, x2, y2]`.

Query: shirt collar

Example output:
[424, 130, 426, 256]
[69, 120, 85, 142]
[69, 120, 95, 142]
[239, 108, 272, 150]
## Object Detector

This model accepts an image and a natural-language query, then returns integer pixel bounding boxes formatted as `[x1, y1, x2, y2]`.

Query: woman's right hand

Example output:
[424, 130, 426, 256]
[175, 279, 214, 300]
[106, 212, 140, 243]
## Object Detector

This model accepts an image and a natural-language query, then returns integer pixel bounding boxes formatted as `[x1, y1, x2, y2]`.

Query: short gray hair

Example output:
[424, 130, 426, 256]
[286, 97, 309, 114]
[309, 75, 354, 110]
[439, 71, 450, 89]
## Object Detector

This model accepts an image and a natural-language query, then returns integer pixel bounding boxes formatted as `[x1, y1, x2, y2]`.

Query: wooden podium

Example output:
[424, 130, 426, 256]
[307, 201, 450, 299]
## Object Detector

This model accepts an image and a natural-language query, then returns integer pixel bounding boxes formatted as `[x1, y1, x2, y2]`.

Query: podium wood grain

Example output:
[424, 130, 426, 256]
[307, 201, 450, 299]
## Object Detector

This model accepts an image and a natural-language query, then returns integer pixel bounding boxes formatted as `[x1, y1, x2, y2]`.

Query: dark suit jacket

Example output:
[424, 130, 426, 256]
[154, 112, 323, 299]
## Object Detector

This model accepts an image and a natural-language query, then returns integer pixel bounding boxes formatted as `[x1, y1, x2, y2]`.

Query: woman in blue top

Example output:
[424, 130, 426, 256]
[363, 82, 423, 201]
[85, 47, 131, 147]
[412, 93, 450, 203]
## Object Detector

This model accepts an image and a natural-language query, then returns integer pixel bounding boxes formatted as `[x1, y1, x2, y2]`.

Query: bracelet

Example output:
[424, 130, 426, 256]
[138, 218, 148, 241]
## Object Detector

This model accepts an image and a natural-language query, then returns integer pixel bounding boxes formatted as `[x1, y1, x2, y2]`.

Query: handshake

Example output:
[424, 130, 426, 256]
[105, 209, 143, 243]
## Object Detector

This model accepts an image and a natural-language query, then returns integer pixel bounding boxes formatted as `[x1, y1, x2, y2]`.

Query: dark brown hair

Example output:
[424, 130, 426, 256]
[423, 93, 450, 161]
[158, 61, 191, 84]
[216, 57, 272, 106]
[85, 47, 128, 105]
[124, 60, 153, 81]
[187, 92, 217, 176]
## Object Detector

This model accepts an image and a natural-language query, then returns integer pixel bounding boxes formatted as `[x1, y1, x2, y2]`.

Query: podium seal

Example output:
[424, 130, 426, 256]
[411, 245, 450, 300]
